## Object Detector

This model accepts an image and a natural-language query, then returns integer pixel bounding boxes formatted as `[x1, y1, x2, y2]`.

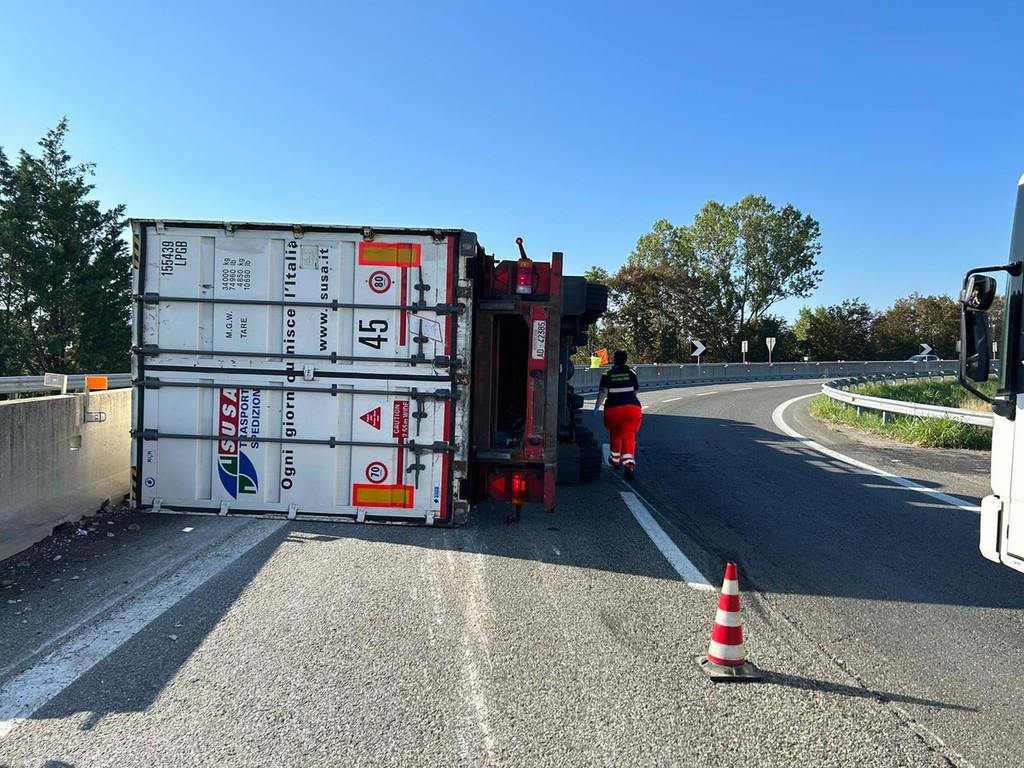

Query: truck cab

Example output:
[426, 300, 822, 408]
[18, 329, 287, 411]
[958, 174, 1024, 573]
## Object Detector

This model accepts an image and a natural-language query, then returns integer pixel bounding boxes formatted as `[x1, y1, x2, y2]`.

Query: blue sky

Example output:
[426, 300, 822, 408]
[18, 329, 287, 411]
[2, 0, 1022, 322]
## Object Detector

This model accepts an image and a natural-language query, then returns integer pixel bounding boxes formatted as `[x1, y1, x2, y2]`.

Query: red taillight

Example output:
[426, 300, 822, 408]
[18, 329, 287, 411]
[514, 236, 534, 295]
[516, 258, 533, 295]
[510, 470, 528, 507]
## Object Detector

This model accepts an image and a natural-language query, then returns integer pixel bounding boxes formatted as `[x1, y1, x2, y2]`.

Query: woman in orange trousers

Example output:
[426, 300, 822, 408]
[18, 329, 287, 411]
[594, 350, 642, 480]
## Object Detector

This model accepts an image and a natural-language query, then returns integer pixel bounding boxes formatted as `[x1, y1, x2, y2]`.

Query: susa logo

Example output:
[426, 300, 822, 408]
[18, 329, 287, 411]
[217, 388, 259, 498]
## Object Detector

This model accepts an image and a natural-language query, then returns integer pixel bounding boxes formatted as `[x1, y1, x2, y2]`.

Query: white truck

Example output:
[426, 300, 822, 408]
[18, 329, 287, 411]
[130, 221, 606, 525]
[958, 174, 1024, 572]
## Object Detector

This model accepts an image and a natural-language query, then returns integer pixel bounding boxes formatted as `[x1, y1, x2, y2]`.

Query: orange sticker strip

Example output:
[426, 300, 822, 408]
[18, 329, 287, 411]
[358, 242, 421, 267]
[352, 483, 415, 508]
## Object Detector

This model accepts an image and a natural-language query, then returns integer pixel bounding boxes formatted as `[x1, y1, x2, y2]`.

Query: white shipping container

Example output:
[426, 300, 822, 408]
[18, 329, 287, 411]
[131, 221, 476, 524]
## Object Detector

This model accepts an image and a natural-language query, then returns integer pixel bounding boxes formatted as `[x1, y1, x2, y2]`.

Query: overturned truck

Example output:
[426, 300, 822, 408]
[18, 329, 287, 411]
[130, 221, 607, 524]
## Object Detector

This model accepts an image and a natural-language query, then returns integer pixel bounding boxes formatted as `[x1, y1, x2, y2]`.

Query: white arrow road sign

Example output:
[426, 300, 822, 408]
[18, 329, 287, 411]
[766, 337, 776, 352]
[691, 339, 706, 357]
[921, 343, 933, 355]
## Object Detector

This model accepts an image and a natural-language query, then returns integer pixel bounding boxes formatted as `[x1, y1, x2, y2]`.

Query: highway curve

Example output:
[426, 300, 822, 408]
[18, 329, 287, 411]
[0, 380, 1019, 767]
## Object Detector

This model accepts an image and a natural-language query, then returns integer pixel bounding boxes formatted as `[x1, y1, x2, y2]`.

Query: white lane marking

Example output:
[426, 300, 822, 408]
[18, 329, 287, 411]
[603, 442, 711, 589]
[0, 519, 286, 741]
[696, 391, 714, 396]
[772, 394, 981, 512]
[731, 387, 753, 391]
[663, 397, 682, 402]
[620, 492, 714, 591]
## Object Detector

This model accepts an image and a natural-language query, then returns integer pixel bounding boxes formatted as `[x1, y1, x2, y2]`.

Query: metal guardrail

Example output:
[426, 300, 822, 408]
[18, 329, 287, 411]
[821, 371, 994, 428]
[0, 373, 133, 397]
[572, 360, 995, 428]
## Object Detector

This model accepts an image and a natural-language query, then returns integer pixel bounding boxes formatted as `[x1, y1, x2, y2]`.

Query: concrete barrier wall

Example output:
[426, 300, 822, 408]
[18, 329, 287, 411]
[0, 389, 131, 562]
[571, 360, 958, 393]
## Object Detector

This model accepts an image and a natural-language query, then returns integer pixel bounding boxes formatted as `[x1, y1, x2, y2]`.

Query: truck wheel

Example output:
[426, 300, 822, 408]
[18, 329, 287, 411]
[574, 426, 594, 443]
[557, 442, 581, 485]
[578, 440, 602, 481]
[584, 283, 609, 316]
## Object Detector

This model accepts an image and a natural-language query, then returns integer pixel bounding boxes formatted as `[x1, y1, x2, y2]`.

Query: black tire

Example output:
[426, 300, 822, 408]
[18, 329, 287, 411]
[578, 440, 603, 481]
[574, 426, 594, 443]
[585, 283, 609, 315]
[556, 442, 581, 485]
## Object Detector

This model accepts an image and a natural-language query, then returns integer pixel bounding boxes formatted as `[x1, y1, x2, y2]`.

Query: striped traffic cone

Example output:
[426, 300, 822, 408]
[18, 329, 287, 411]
[697, 562, 764, 681]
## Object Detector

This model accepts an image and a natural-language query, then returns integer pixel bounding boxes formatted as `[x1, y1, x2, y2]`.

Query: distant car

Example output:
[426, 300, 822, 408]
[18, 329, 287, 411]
[906, 354, 939, 363]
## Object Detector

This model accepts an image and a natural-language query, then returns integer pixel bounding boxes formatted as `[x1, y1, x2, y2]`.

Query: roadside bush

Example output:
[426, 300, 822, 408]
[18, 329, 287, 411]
[808, 379, 994, 450]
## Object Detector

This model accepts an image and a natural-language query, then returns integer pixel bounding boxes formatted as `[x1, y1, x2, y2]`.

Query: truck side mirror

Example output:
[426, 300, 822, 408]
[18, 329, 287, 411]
[962, 309, 991, 383]
[963, 274, 997, 312]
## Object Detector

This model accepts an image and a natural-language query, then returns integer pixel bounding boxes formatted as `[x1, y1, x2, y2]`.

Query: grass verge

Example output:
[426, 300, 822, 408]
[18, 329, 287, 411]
[809, 378, 995, 450]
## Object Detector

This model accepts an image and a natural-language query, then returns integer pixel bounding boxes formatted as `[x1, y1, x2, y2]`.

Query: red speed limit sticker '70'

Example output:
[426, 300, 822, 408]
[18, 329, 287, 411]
[365, 462, 388, 484]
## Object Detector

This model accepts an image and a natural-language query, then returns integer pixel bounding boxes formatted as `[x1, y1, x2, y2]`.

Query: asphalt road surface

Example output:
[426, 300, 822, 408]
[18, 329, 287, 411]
[1, 380, 1020, 768]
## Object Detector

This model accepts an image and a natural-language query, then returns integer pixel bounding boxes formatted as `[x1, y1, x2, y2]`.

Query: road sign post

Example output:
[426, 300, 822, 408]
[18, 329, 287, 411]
[766, 337, 776, 364]
[741, 339, 748, 363]
[691, 339, 706, 367]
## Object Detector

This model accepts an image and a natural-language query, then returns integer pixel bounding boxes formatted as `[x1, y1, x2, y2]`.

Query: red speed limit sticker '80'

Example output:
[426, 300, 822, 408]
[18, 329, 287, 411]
[368, 271, 392, 294]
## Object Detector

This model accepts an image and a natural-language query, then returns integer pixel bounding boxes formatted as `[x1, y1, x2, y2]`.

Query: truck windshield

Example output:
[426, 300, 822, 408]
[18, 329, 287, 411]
[998, 273, 1023, 395]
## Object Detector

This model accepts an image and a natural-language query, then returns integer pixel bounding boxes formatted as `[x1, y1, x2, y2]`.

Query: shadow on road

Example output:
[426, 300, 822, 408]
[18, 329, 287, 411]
[766, 671, 977, 712]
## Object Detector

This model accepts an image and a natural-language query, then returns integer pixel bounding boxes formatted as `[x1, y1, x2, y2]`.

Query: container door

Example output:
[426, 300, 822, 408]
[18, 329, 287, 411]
[131, 223, 474, 524]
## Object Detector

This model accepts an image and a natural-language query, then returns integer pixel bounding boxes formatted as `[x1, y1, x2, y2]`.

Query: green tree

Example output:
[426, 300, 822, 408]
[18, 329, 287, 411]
[597, 219, 704, 363]
[685, 195, 822, 350]
[872, 293, 960, 360]
[799, 299, 874, 361]
[624, 197, 823, 362]
[737, 314, 798, 362]
[871, 297, 918, 360]
[0, 119, 129, 375]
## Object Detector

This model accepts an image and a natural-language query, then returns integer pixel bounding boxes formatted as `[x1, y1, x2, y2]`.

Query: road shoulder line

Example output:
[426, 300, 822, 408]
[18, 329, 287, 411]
[772, 394, 980, 512]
